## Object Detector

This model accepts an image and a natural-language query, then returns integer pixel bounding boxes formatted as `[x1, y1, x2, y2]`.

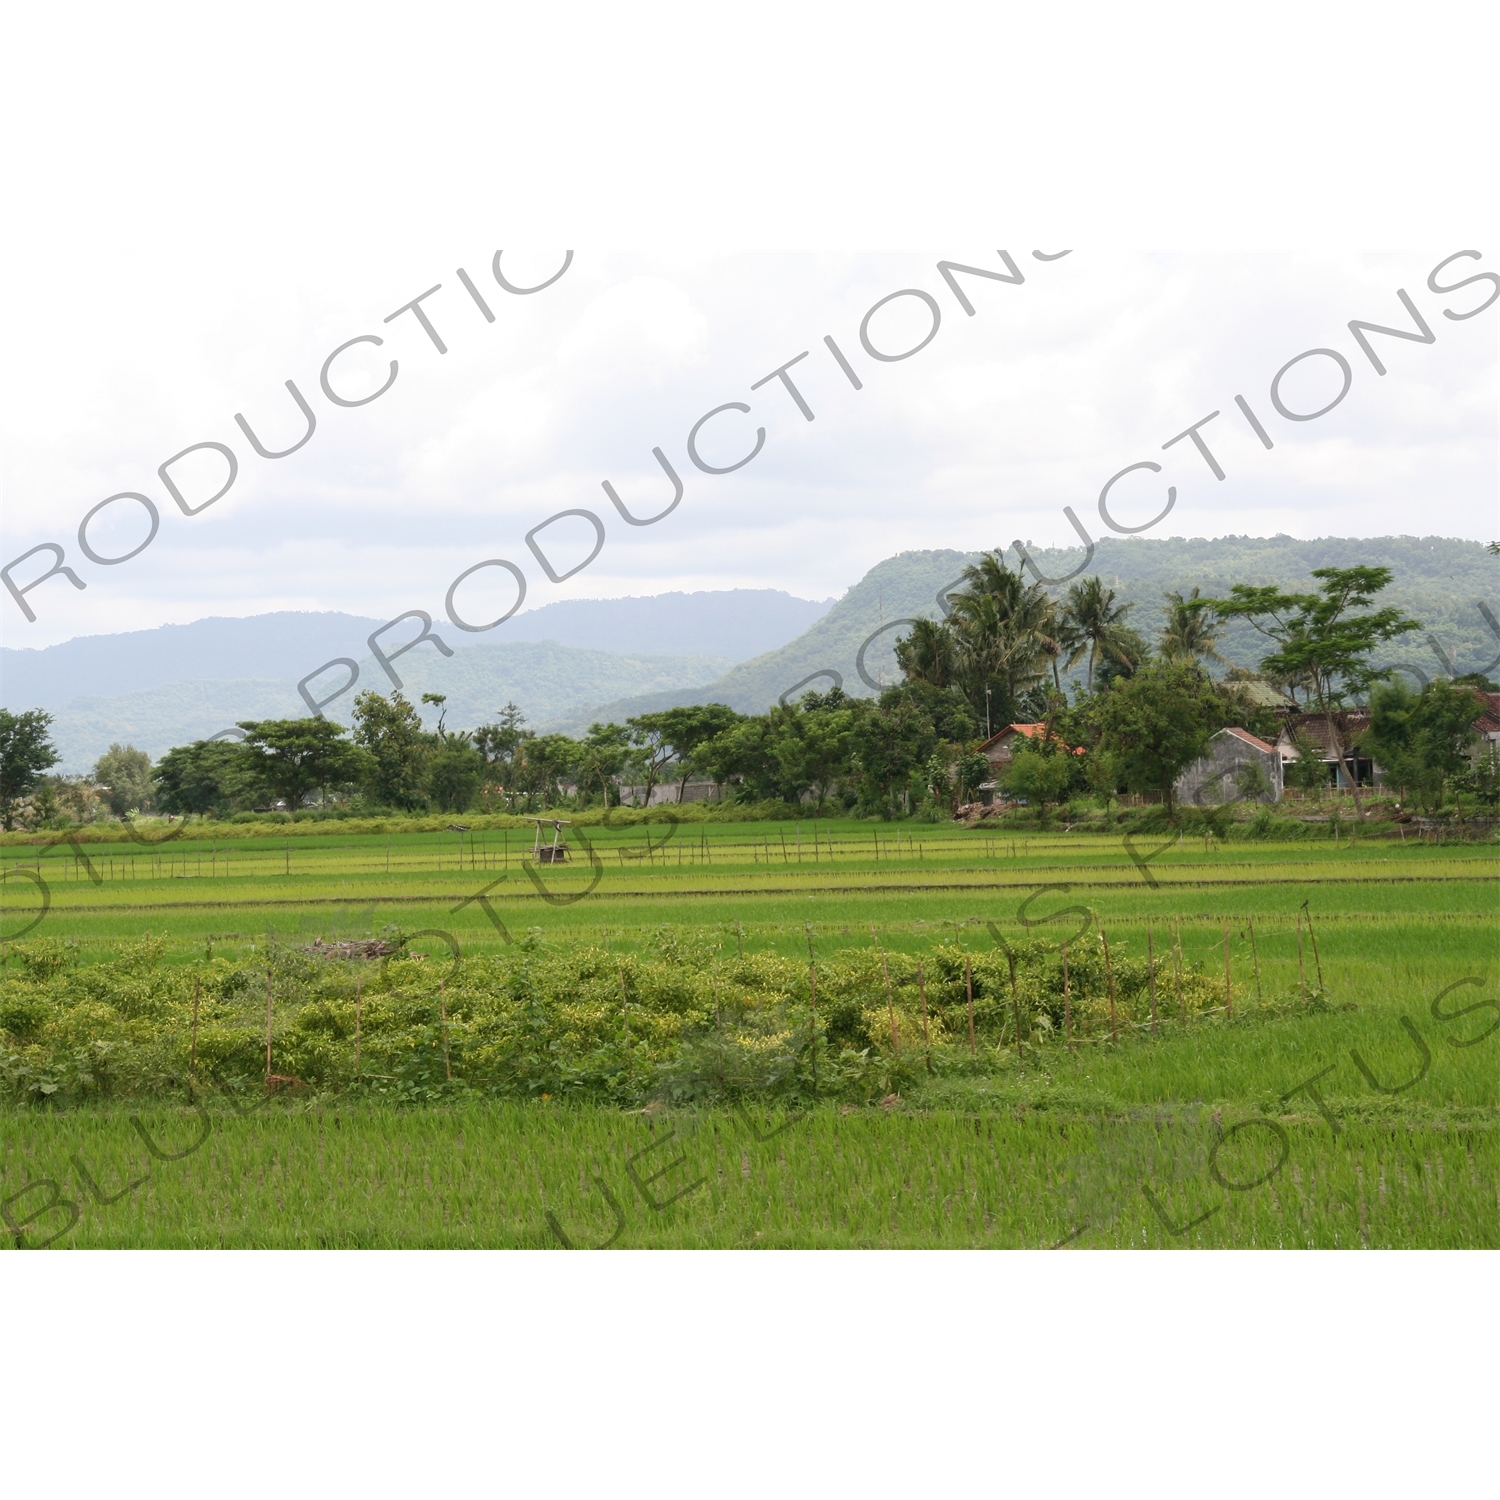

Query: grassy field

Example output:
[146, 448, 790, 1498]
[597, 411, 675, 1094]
[3, 816, 1496, 1248]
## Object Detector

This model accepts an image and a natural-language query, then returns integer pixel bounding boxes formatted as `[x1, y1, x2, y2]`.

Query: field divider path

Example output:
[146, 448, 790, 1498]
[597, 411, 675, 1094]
[33, 868, 1500, 916]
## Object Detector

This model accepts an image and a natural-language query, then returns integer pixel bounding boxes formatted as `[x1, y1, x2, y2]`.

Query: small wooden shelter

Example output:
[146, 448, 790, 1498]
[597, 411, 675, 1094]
[531, 818, 571, 863]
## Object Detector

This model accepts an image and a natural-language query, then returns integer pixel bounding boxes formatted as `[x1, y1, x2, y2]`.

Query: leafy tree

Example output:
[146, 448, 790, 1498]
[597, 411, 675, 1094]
[1003, 746, 1075, 824]
[954, 747, 992, 805]
[0, 708, 60, 830]
[1062, 576, 1138, 692]
[420, 692, 450, 735]
[93, 743, 154, 818]
[153, 739, 258, 816]
[1283, 731, 1330, 794]
[1360, 678, 1484, 810]
[652, 704, 744, 801]
[351, 692, 431, 809]
[429, 741, 485, 812]
[771, 695, 858, 809]
[1158, 587, 1225, 666]
[573, 722, 630, 806]
[1206, 566, 1421, 815]
[1084, 747, 1122, 810]
[523, 734, 581, 808]
[1451, 744, 1500, 807]
[623, 712, 680, 805]
[1094, 661, 1226, 817]
[885, 679, 978, 743]
[850, 687, 942, 817]
[473, 703, 533, 807]
[239, 717, 366, 809]
[696, 713, 780, 803]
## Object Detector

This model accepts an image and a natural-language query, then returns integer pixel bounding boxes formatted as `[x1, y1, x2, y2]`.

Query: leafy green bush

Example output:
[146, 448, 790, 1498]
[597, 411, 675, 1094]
[0, 926, 1263, 1107]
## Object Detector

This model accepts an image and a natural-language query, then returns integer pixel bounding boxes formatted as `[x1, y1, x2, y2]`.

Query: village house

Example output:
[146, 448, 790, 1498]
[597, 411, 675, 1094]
[1268, 689, 1498, 789]
[976, 723, 1082, 804]
[1175, 726, 1283, 805]
[1274, 710, 1378, 788]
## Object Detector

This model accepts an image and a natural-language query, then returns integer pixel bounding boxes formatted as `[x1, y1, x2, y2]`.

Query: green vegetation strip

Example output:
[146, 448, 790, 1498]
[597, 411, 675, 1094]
[3, 1104, 1494, 1249]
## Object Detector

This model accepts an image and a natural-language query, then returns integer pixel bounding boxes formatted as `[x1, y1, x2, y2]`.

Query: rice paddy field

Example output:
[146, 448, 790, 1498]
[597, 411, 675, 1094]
[3, 815, 1497, 1249]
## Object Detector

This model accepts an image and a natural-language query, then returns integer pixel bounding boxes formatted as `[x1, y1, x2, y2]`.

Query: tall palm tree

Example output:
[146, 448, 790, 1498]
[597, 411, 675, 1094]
[1062, 576, 1137, 691]
[895, 552, 1056, 728]
[1159, 587, 1226, 666]
[894, 616, 956, 690]
[948, 552, 1056, 723]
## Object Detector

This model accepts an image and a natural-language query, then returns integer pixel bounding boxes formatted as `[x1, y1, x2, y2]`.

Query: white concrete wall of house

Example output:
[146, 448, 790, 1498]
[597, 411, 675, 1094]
[619, 781, 724, 807]
[1175, 729, 1283, 806]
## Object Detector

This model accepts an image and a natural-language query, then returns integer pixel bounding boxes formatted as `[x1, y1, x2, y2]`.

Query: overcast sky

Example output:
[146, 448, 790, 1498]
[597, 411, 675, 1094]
[3, 246, 1494, 650]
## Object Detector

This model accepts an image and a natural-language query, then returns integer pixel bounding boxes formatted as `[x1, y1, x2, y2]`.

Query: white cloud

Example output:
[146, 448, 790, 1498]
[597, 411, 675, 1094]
[1, 248, 1494, 650]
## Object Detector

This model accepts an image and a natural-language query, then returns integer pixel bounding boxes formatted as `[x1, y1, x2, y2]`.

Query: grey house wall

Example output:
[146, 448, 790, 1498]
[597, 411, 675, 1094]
[1175, 730, 1282, 806]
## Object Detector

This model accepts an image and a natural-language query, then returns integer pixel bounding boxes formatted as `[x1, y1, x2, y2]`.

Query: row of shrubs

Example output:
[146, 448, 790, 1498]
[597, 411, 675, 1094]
[1, 928, 1269, 1106]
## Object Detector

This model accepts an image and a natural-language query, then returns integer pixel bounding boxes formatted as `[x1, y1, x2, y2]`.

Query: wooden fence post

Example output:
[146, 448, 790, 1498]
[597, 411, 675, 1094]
[1102, 931, 1118, 1043]
[918, 964, 932, 1072]
[1174, 918, 1185, 1022]
[965, 955, 977, 1058]
[439, 979, 451, 1081]
[1063, 941, 1073, 1050]
[1223, 920, 1232, 1019]
[1296, 913, 1307, 1001]
[190, 977, 201, 1093]
[1146, 925, 1156, 1035]
[1007, 951, 1022, 1054]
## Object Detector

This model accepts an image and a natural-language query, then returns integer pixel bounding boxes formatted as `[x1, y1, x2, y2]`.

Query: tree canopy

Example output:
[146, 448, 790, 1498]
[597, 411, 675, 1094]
[0, 708, 59, 830]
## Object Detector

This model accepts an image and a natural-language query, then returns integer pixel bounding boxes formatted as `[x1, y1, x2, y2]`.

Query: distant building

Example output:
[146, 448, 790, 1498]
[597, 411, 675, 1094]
[618, 780, 723, 807]
[1473, 691, 1500, 745]
[1176, 726, 1282, 805]
[1274, 710, 1377, 788]
[977, 723, 1082, 804]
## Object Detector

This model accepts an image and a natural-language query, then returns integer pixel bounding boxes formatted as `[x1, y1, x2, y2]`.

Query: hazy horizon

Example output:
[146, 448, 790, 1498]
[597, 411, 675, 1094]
[5, 251, 1494, 653]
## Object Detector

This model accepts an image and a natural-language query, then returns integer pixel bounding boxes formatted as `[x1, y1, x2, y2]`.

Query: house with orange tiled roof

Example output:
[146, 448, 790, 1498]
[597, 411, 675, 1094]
[977, 723, 1083, 803]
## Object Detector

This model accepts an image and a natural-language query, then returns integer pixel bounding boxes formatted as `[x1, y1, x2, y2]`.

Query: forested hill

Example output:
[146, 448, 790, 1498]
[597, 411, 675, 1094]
[556, 535, 1498, 728]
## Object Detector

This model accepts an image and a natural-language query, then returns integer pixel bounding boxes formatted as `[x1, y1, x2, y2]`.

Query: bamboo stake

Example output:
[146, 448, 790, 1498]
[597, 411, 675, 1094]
[190, 977, 201, 1092]
[1296, 913, 1308, 1001]
[1146, 925, 1156, 1035]
[805, 926, 818, 1094]
[265, 969, 274, 1085]
[1223, 920, 1233, 1020]
[736, 921, 744, 960]
[1062, 941, 1073, 1051]
[1249, 918, 1262, 1003]
[439, 979, 451, 1081]
[1302, 902, 1325, 990]
[1007, 950, 1023, 1054]
[713, 981, 724, 1097]
[619, 966, 630, 1048]
[965, 955, 977, 1058]
[355, 975, 363, 1076]
[918, 964, 932, 1072]
[1174, 918, 1184, 1022]
[1103, 931, 1118, 1042]
[875, 928, 899, 1058]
